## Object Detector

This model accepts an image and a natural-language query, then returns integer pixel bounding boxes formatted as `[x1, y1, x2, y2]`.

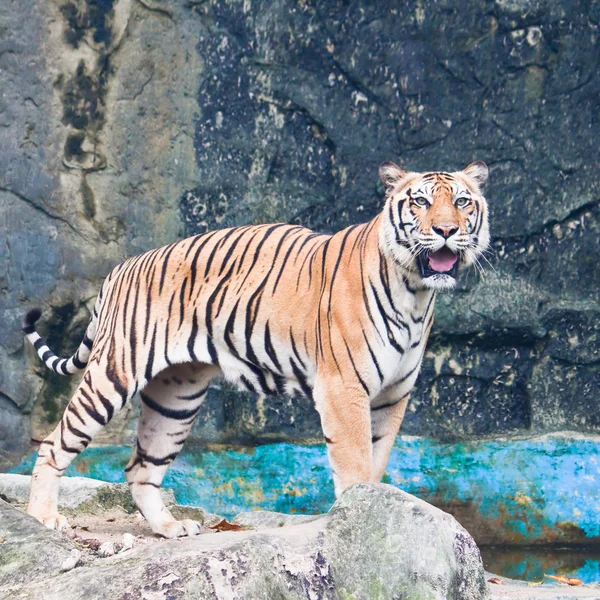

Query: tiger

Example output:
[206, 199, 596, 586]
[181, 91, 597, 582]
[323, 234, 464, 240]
[23, 161, 489, 538]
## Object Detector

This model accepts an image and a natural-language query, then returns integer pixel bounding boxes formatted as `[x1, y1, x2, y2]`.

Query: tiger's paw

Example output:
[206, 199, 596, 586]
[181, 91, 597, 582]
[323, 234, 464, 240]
[153, 518, 204, 539]
[36, 512, 71, 532]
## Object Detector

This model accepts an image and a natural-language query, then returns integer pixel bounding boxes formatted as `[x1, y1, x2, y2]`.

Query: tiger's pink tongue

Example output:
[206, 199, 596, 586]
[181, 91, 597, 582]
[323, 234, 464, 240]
[428, 248, 458, 272]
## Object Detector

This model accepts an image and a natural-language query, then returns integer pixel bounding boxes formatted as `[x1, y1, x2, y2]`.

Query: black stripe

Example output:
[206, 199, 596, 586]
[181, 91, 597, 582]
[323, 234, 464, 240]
[164, 292, 175, 366]
[60, 421, 82, 454]
[72, 354, 87, 369]
[378, 254, 400, 315]
[23, 325, 35, 334]
[176, 386, 209, 401]
[343, 339, 370, 396]
[145, 323, 158, 382]
[218, 226, 251, 276]
[369, 282, 405, 355]
[264, 321, 282, 372]
[207, 336, 219, 364]
[328, 225, 358, 303]
[239, 375, 256, 394]
[129, 279, 142, 379]
[206, 260, 237, 338]
[65, 415, 92, 442]
[187, 309, 199, 361]
[41, 350, 53, 362]
[189, 231, 220, 297]
[214, 282, 230, 319]
[33, 338, 44, 351]
[67, 404, 87, 426]
[273, 373, 287, 395]
[167, 429, 186, 437]
[396, 198, 410, 237]
[97, 391, 115, 423]
[82, 334, 93, 350]
[79, 390, 108, 425]
[272, 232, 302, 293]
[372, 435, 384, 444]
[411, 292, 435, 324]
[140, 392, 201, 420]
[158, 243, 178, 295]
[362, 330, 384, 384]
[289, 357, 312, 399]
[135, 443, 180, 467]
[235, 229, 263, 275]
[294, 236, 319, 288]
[105, 363, 129, 408]
[178, 278, 188, 328]
[142, 270, 154, 346]
[48, 449, 66, 472]
[371, 399, 402, 411]
[141, 453, 180, 467]
[204, 227, 239, 277]
[289, 328, 306, 370]
[359, 257, 384, 344]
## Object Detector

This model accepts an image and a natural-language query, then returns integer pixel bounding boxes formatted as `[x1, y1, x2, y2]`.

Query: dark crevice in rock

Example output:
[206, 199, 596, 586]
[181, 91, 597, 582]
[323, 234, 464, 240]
[0, 186, 84, 238]
[133, 0, 174, 22]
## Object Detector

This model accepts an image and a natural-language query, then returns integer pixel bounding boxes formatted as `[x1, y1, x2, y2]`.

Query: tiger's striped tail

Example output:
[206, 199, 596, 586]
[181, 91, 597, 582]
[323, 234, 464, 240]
[22, 308, 96, 376]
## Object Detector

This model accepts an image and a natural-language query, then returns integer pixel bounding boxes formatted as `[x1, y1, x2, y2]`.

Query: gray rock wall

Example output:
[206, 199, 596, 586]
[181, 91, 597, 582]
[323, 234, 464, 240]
[1, 0, 598, 467]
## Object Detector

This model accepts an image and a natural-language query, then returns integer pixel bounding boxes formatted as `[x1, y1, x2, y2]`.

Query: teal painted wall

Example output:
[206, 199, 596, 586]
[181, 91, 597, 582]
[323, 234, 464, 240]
[12, 433, 600, 547]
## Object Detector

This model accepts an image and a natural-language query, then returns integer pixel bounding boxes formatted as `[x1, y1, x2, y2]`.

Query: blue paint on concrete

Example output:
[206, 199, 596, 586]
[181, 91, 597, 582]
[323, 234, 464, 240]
[11, 434, 600, 545]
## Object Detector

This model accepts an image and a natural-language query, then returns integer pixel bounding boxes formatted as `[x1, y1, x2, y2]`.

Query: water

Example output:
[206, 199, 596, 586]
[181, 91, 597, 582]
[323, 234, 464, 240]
[481, 546, 600, 585]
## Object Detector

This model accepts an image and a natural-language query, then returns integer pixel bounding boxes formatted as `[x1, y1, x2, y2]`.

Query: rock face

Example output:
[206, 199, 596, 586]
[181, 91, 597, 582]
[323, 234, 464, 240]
[0, 483, 488, 600]
[1, 0, 598, 465]
[0, 499, 81, 589]
[0, 473, 173, 514]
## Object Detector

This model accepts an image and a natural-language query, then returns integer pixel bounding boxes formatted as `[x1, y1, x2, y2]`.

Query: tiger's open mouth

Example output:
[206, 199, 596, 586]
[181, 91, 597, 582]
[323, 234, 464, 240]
[417, 247, 459, 278]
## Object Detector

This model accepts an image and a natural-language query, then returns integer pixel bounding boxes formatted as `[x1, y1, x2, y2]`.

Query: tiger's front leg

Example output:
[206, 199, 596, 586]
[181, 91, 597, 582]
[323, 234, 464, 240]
[370, 394, 410, 482]
[314, 379, 374, 495]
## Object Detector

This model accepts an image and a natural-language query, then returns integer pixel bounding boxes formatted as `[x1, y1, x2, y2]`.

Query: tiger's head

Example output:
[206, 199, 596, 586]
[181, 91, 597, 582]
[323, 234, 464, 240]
[378, 161, 490, 290]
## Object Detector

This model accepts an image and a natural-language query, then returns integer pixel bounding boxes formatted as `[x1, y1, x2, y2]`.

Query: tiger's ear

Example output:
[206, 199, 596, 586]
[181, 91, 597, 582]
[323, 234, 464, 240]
[379, 162, 407, 191]
[462, 161, 488, 189]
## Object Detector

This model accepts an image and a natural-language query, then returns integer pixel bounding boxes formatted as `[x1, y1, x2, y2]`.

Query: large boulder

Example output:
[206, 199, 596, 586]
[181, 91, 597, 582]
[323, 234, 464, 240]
[0, 499, 80, 590]
[1, 483, 488, 600]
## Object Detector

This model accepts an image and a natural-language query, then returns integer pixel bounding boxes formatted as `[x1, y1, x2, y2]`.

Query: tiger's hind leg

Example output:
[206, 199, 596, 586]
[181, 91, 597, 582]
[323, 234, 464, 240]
[125, 362, 219, 538]
[28, 365, 133, 531]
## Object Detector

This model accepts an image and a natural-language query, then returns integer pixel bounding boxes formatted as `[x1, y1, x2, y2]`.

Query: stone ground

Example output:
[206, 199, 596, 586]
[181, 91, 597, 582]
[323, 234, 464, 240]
[1, 475, 599, 599]
[5, 504, 600, 599]
[1, 477, 489, 599]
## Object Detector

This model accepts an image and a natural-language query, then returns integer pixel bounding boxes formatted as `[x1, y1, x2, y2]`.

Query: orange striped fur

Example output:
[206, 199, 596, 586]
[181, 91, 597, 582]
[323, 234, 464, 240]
[24, 161, 490, 537]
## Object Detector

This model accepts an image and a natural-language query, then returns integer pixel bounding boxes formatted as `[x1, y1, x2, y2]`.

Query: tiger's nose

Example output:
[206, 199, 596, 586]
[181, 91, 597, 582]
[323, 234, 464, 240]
[432, 225, 459, 239]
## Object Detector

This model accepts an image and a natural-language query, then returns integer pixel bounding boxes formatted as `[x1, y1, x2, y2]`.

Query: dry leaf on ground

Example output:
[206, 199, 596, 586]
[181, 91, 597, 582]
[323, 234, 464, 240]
[488, 577, 503, 585]
[544, 574, 583, 586]
[208, 519, 243, 532]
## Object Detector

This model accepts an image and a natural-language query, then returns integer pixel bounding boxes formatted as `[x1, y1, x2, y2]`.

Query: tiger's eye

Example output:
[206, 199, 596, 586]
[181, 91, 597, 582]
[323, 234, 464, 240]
[413, 196, 430, 208]
[455, 197, 470, 208]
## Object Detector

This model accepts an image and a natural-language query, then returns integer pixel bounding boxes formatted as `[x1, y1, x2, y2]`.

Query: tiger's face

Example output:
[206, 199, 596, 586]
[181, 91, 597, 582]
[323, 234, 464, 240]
[379, 161, 490, 290]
